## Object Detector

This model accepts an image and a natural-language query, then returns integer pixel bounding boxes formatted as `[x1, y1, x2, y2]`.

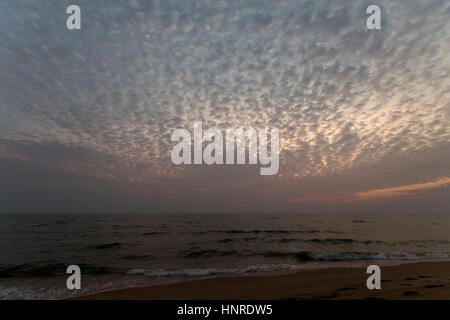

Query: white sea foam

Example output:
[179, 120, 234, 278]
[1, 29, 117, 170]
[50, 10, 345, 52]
[126, 263, 315, 277]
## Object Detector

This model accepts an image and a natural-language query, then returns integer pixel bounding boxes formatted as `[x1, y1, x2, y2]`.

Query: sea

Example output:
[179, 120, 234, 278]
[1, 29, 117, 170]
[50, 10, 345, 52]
[1, 213, 450, 299]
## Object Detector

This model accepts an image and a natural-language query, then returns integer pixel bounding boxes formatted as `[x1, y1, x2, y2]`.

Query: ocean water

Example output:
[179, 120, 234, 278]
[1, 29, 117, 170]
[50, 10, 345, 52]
[1, 213, 450, 299]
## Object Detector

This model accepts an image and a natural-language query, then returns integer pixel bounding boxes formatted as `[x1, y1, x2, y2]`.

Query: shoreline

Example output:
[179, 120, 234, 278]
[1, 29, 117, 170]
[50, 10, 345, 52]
[74, 260, 450, 300]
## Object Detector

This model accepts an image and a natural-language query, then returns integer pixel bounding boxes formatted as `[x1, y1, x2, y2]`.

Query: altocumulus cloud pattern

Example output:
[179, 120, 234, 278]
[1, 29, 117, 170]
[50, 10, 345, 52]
[0, 0, 449, 213]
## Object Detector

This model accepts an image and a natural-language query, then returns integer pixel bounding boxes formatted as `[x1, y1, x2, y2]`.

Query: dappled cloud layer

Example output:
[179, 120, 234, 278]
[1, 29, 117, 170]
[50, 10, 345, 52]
[0, 0, 449, 212]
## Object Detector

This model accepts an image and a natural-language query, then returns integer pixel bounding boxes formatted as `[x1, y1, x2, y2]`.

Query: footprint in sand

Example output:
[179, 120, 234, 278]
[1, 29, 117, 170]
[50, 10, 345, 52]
[319, 293, 340, 299]
[424, 284, 445, 288]
[402, 283, 413, 286]
[403, 291, 419, 296]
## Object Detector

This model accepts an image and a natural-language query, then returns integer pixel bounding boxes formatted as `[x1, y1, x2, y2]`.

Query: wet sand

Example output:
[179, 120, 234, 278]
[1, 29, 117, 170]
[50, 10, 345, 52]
[75, 261, 450, 300]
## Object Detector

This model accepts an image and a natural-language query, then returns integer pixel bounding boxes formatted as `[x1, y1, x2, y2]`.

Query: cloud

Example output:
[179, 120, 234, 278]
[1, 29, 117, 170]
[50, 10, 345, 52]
[0, 0, 449, 212]
[356, 176, 450, 200]
[289, 176, 450, 204]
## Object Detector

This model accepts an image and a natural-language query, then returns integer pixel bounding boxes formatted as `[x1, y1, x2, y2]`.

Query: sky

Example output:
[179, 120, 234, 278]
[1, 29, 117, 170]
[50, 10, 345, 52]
[0, 0, 449, 213]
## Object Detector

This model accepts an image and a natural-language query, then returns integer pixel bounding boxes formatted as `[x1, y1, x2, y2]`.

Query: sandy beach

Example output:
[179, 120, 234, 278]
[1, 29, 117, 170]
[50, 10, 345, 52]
[75, 261, 450, 300]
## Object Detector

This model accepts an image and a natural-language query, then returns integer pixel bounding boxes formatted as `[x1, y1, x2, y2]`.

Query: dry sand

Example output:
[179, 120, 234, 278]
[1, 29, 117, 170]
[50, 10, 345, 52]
[75, 261, 450, 300]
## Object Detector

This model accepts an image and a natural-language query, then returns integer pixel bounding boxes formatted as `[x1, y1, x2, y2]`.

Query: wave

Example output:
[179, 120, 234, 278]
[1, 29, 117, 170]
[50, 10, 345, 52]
[0, 263, 118, 278]
[302, 238, 391, 245]
[275, 238, 359, 244]
[2, 251, 449, 279]
[127, 252, 450, 277]
[87, 242, 122, 250]
[126, 264, 311, 277]
[218, 238, 234, 243]
[259, 251, 450, 262]
[273, 238, 450, 246]
[182, 249, 239, 258]
[142, 232, 167, 236]
[120, 254, 156, 261]
[184, 229, 321, 235]
[179, 247, 450, 261]
[312, 252, 450, 261]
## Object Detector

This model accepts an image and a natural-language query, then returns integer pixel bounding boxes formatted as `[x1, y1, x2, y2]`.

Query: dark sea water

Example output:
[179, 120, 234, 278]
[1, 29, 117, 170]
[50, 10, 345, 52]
[1, 213, 450, 299]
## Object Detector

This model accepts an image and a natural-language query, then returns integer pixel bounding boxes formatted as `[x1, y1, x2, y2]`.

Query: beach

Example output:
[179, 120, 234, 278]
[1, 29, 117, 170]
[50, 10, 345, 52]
[76, 261, 450, 300]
